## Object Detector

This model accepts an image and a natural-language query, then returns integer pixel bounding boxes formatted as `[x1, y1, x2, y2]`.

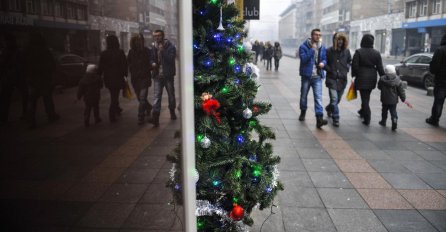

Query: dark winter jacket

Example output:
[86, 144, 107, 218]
[273, 45, 283, 59]
[152, 39, 176, 79]
[325, 47, 352, 91]
[23, 44, 56, 91]
[128, 46, 153, 88]
[378, 74, 406, 105]
[352, 34, 385, 90]
[299, 38, 327, 78]
[98, 49, 128, 89]
[430, 34, 446, 87]
[264, 46, 274, 60]
[77, 73, 103, 104]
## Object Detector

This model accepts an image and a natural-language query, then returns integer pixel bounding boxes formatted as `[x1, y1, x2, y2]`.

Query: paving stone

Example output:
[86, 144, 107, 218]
[430, 160, 446, 171]
[328, 209, 387, 232]
[282, 207, 336, 232]
[140, 183, 176, 204]
[415, 151, 446, 160]
[122, 204, 176, 230]
[399, 189, 446, 210]
[374, 209, 438, 232]
[381, 173, 432, 189]
[438, 190, 446, 198]
[250, 204, 285, 232]
[335, 160, 375, 173]
[117, 168, 159, 184]
[317, 188, 368, 209]
[302, 159, 340, 172]
[297, 148, 331, 159]
[98, 184, 147, 203]
[81, 167, 126, 183]
[308, 172, 353, 188]
[345, 172, 392, 189]
[400, 160, 445, 173]
[61, 182, 111, 202]
[384, 150, 424, 160]
[278, 187, 324, 208]
[368, 160, 411, 173]
[77, 202, 135, 228]
[357, 189, 413, 209]
[356, 150, 393, 160]
[278, 156, 306, 171]
[417, 173, 446, 189]
[327, 148, 363, 160]
[279, 171, 314, 188]
[420, 210, 446, 232]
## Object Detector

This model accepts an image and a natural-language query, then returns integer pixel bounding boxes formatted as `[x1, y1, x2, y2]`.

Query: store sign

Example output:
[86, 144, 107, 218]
[243, 0, 260, 20]
[0, 15, 34, 26]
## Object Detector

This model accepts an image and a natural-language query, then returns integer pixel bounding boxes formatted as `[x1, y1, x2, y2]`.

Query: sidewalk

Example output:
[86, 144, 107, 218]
[0, 85, 183, 231]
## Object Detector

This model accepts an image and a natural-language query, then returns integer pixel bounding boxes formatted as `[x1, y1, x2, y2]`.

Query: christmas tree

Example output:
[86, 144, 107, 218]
[167, 0, 283, 231]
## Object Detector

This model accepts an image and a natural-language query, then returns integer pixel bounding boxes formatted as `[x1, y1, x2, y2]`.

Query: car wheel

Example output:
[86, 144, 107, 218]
[423, 74, 434, 89]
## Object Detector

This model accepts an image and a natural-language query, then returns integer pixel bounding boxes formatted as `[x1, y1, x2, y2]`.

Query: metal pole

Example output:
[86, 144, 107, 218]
[178, 0, 197, 231]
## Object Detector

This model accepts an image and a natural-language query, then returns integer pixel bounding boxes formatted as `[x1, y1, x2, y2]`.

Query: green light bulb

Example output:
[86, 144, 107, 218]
[235, 170, 242, 178]
[221, 87, 229, 93]
[249, 120, 257, 127]
[253, 170, 261, 177]
[229, 57, 236, 66]
[237, 45, 244, 52]
[210, 0, 218, 4]
[197, 134, 204, 142]
[233, 197, 239, 203]
[197, 218, 205, 229]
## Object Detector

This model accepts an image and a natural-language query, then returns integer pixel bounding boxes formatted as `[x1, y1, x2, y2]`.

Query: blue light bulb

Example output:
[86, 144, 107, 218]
[236, 134, 245, 144]
[266, 186, 273, 193]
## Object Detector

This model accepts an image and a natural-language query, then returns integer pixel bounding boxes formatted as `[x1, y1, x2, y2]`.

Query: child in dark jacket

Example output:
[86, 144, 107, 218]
[378, 65, 412, 130]
[78, 64, 103, 127]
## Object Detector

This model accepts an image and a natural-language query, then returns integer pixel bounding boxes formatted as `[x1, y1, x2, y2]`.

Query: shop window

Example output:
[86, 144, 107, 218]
[420, 0, 428, 16]
[432, 0, 442, 14]
[26, 0, 39, 14]
[408, 1, 417, 17]
[8, 0, 22, 11]
[67, 3, 76, 19]
[41, 0, 53, 16]
[54, 0, 65, 17]
[77, 5, 87, 20]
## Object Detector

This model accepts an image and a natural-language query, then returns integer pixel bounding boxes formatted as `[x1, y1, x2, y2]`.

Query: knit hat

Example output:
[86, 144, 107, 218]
[86, 64, 98, 74]
[385, 64, 396, 75]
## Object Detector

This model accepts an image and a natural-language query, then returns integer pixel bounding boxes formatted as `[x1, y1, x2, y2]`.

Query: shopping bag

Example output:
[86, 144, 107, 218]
[122, 80, 134, 99]
[346, 80, 357, 101]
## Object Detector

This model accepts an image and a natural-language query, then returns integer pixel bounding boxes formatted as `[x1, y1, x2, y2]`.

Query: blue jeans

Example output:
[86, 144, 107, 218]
[300, 76, 324, 117]
[328, 88, 344, 120]
[153, 77, 176, 113]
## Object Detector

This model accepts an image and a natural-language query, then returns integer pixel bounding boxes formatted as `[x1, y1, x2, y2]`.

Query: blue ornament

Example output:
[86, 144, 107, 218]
[203, 58, 212, 67]
[236, 134, 245, 144]
[234, 79, 241, 85]
[193, 44, 199, 49]
[226, 37, 233, 43]
[174, 184, 181, 190]
[234, 65, 241, 73]
[212, 180, 221, 186]
[213, 33, 223, 42]
[266, 186, 273, 193]
[252, 177, 260, 183]
[246, 66, 252, 75]
[249, 154, 257, 162]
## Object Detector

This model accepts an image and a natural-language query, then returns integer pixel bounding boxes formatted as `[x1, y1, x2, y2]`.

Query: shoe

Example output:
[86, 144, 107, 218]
[170, 109, 177, 120]
[325, 105, 332, 118]
[316, 116, 328, 129]
[357, 109, 364, 118]
[299, 110, 306, 121]
[333, 120, 339, 127]
[362, 120, 370, 126]
[426, 117, 439, 127]
[151, 112, 160, 127]
[379, 120, 386, 127]
[391, 118, 398, 131]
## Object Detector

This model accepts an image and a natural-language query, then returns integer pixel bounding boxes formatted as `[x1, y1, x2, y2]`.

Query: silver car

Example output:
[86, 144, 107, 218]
[395, 53, 434, 89]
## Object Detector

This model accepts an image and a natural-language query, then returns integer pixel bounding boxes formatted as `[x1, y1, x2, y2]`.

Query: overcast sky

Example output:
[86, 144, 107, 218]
[247, 0, 292, 42]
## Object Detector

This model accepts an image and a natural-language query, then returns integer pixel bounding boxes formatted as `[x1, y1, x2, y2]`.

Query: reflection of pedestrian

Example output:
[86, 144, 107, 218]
[352, 34, 385, 125]
[264, 42, 273, 71]
[127, 34, 153, 125]
[24, 32, 59, 129]
[0, 33, 28, 123]
[77, 64, 102, 127]
[426, 34, 446, 126]
[252, 40, 260, 64]
[273, 42, 283, 71]
[151, 29, 177, 127]
[394, 44, 399, 59]
[98, 35, 128, 123]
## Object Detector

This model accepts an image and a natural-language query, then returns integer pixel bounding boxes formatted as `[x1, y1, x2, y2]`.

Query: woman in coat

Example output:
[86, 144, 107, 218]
[98, 35, 128, 122]
[273, 42, 283, 71]
[264, 42, 274, 71]
[352, 34, 385, 125]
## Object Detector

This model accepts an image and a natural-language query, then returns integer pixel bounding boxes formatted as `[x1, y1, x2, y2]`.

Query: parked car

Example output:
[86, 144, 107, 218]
[53, 53, 88, 87]
[395, 53, 434, 89]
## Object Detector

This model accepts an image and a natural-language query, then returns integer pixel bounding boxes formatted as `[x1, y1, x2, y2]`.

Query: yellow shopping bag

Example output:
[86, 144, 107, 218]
[122, 80, 134, 100]
[346, 80, 357, 101]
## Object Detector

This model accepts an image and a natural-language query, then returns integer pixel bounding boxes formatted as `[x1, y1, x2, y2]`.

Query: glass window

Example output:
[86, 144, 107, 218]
[8, 0, 22, 11]
[26, 0, 39, 14]
[405, 56, 419, 63]
[54, 1, 64, 17]
[67, 3, 76, 19]
[420, 0, 428, 16]
[41, 0, 53, 16]
[77, 5, 87, 20]
[417, 56, 432, 64]
[433, 0, 442, 14]
[408, 1, 417, 17]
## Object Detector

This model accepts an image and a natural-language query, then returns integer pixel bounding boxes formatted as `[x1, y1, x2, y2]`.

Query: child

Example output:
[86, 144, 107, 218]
[378, 65, 412, 131]
[77, 64, 103, 127]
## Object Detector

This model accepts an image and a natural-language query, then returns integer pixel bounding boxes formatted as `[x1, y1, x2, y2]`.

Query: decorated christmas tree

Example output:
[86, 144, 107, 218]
[167, 0, 283, 231]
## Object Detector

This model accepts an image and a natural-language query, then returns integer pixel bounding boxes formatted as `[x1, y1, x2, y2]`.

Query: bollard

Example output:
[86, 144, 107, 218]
[427, 87, 434, 96]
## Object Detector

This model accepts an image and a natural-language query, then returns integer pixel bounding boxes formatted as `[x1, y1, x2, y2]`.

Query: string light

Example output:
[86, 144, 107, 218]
[236, 134, 245, 144]
[221, 87, 229, 94]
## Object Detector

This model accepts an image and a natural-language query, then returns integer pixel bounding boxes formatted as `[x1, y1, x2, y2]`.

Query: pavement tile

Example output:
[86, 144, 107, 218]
[400, 160, 445, 173]
[385, 150, 424, 160]
[438, 190, 446, 198]
[278, 187, 324, 208]
[278, 156, 306, 171]
[368, 160, 411, 173]
[399, 189, 446, 210]
[357, 189, 413, 209]
[302, 159, 341, 172]
[97, 155, 138, 168]
[140, 183, 173, 204]
[415, 150, 446, 160]
[61, 182, 111, 202]
[417, 173, 446, 189]
[335, 160, 375, 173]
[297, 148, 331, 159]
[345, 172, 392, 189]
[319, 140, 351, 150]
[420, 210, 446, 232]
[356, 150, 393, 160]
[374, 209, 439, 232]
[308, 172, 353, 188]
[77, 202, 135, 228]
[250, 204, 285, 232]
[98, 184, 147, 203]
[122, 204, 176, 230]
[317, 188, 368, 209]
[430, 160, 446, 171]
[279, 171, 314, 187]
[327, 148, 363, 160]
[81, 167, 126, 183]
[117, 168, 159, 184]
[328, 209, 387, 232]
[281, 207, 336, 232]
[381, 173, 432, 189]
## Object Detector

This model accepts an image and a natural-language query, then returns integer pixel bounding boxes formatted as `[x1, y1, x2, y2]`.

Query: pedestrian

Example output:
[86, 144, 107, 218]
[324, 32, 352, 127]
[426, 34, 446, 127]
[259, 41, 265, 64]
[23, 32, 59, 129]
[0, 33, 28, 123]
[252, 40, 260, 64]
[352, 34, 385, 125]
[264, 42, 273, 71]
[98, 35, 128, 123]
[151, 29, 177, 127]
[77, 64, 103, 127]
[273, 42, 283, 71]
[378, 65, 411, 131]
[127, 34, 153, 125]
[298, 28, 328, 128]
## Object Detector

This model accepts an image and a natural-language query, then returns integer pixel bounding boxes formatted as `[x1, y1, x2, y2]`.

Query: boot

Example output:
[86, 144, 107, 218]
[170, 109, 177, 120]
[146, 104, 153, 122]
[391, 118, 398, 131]
[299, 110, 306, 121]
[357, 109, 364, 118]
[316, 116, 328, 129]
[333, 119, 340, 127]
[151, 111, 160, 127]
[325, 105, 332, 118]
[426, 117, 439, 127]
[379, 119, 386, 127]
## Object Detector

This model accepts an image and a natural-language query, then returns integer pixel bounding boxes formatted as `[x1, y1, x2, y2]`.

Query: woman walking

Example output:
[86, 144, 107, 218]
[352, 34, 385, 125]
[98, 35, 128, 123]
[273, 42, 283, 71]
[264, 42, 273, 71]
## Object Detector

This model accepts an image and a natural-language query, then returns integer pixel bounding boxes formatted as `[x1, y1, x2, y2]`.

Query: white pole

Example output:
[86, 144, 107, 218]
[178, 0, 197, 231]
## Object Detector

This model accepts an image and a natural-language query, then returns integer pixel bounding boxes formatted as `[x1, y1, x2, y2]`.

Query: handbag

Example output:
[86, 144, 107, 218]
[346, 80, 357, 101]
[122, 78, 134, 100]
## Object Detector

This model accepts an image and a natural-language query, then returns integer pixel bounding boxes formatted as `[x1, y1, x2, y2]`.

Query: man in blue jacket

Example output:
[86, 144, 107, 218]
[298, 28, 328, 128]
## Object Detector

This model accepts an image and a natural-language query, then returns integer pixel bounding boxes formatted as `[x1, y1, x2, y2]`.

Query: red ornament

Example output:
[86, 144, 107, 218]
[252, 106, 260, 113]
[202, 99, 221, 124]
[229, 204, 244, 221]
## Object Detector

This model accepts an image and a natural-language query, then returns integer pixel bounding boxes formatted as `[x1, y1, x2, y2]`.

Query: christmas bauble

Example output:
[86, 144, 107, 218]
[243, 108, 252, 119]
[230, 204, 244, 221]
[193, 168, 200, 184]
[200, 136, 211, 148]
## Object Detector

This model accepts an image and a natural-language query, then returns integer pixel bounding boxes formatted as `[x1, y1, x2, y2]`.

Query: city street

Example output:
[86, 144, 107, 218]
[0, 56, 446, 231]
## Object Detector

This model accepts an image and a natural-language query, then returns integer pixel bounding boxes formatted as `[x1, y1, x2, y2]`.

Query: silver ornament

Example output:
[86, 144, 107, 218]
[200, 136, 211, 148]
[243, 108, 253, 119]
[193, 168, 200, 184]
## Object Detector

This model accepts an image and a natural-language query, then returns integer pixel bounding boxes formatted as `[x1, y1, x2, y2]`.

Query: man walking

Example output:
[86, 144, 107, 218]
[426, 34, 446, 126]
[151, 29, 177, 127]
[298, 28, 328, 128]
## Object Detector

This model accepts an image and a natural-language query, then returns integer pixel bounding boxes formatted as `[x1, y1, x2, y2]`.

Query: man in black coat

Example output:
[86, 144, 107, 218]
[324, 32, 352, 127]
[352, 34, 385, 125]
[426, 34, 446, 126]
